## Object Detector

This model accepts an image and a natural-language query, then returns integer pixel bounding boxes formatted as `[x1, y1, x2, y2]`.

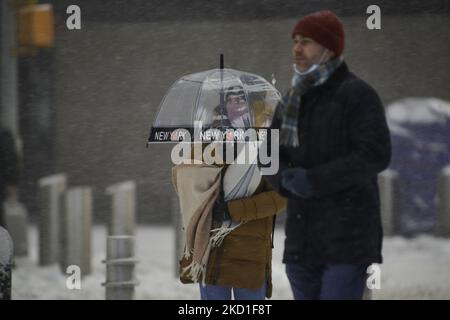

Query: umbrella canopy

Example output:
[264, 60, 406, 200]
[149, 68, 281, 143]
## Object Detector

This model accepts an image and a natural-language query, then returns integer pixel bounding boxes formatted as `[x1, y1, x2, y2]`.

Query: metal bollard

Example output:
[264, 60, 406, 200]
[59, 187, 92, 275]
[102, 235, 139, 300]
[105, 181, 135, 236]
[107, 235, 134, 259]
[437, 166, 450, 237]
[378, 169, 399, 236]
[38, 174, 67, 266]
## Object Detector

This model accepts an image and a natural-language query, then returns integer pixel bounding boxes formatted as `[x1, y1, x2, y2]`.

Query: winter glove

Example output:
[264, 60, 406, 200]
[212, 189, 231, 223]
[263, 161, 293, 197]
[281, 167, 314, 199]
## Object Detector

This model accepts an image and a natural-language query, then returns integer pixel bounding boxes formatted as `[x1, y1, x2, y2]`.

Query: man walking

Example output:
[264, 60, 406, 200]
[267, 10, 391, 299]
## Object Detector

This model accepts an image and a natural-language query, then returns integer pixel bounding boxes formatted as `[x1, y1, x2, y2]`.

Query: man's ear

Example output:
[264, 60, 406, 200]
[320, 48, 334, 64]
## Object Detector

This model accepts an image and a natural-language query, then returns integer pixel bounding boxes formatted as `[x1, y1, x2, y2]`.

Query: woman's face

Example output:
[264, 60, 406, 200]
[226, 94, 248, 121]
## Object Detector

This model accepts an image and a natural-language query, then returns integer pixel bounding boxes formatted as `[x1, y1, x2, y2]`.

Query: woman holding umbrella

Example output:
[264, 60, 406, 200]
[176, 85, 287, 300]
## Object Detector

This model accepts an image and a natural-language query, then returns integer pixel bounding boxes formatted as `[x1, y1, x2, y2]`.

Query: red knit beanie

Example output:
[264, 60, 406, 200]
[291, 10, 345, 56]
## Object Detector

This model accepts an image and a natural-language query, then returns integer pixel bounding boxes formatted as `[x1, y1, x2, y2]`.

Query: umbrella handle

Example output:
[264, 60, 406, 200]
[219, 53, 225, 128]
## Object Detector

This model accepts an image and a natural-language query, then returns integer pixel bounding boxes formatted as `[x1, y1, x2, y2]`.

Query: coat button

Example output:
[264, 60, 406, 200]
[296, 214, 301, 220]
[294, 255, 299, 260]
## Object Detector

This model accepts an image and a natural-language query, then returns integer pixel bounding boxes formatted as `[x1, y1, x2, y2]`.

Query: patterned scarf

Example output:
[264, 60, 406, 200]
[278, 55, 344, 148]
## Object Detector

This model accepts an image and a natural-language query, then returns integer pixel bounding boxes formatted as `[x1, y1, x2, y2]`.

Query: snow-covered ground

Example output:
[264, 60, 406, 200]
[11, 226, 450, 300]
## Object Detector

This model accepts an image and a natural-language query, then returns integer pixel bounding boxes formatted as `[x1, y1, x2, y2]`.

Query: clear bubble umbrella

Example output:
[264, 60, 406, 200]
[147, 55, 281, 143]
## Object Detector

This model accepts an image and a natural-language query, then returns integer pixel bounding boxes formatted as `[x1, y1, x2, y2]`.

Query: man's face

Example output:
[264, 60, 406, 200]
[292, 34, 332, 72]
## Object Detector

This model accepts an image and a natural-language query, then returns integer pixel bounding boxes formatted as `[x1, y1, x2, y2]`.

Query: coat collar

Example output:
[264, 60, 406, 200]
[303, 61, 350, 97]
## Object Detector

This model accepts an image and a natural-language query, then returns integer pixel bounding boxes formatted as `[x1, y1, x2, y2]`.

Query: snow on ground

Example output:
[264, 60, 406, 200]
[11, 225, 450, 300]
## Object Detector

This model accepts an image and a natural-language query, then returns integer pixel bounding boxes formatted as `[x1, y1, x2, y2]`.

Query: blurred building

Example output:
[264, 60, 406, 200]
[1, 0, 449, 224]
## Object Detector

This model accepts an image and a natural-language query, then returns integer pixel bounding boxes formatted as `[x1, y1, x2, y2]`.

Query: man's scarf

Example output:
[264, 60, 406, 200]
[278, 56, 344, 148]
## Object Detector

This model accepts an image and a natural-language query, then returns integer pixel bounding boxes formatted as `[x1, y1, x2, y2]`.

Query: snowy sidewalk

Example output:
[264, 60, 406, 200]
[11, 226, 450, 299]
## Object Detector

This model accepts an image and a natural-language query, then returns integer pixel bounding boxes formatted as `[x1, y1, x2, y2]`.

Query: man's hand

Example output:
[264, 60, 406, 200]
[263, 162, 290, 194]
[281, 167, 314, 199]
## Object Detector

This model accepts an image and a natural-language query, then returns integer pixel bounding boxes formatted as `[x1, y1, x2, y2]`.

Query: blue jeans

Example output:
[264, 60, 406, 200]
[199, 282, 267, 300]
[285, 263, 369, 300]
